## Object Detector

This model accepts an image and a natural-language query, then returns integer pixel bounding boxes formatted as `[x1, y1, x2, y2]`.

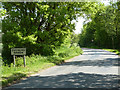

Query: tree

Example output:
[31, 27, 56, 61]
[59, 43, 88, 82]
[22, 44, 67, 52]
[2, 2, 98, 64]
[79, 1, 120, 49]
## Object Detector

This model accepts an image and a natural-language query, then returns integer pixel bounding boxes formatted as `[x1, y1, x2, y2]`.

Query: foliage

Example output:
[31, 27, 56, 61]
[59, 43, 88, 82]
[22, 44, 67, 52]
[2, 46, 83, 87]
[103, 49, 120, 55]
[2, 2, 96, 64]
[56, 46, 82, 58]
[79, 1, 120, 49]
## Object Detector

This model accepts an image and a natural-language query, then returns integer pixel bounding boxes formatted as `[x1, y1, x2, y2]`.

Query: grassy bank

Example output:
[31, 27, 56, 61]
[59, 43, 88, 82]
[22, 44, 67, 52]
[2, 46, 83, 87]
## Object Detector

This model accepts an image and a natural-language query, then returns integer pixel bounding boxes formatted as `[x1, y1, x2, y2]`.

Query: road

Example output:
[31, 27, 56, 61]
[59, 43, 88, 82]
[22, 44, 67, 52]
[5, 48, 120, 89]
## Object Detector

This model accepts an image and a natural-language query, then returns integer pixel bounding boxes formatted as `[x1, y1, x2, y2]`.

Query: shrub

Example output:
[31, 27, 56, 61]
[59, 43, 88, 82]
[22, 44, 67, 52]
[15, 57, 24, 67]
[58, 53, 69, 58]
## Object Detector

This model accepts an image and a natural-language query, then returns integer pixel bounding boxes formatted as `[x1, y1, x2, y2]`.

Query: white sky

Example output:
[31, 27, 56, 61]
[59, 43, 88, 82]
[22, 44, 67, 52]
[74, 1, 110, 34]
[73, 17, 85, 34]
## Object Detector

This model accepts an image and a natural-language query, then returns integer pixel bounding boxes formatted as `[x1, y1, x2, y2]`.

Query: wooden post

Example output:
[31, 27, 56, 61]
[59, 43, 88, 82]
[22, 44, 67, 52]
[13, 55, 15, 67]
[23, 55, 26, 67]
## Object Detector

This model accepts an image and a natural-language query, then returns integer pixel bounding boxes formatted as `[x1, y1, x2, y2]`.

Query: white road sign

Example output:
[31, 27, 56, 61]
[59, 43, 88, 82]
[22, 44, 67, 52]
[11, 48, 26, 55]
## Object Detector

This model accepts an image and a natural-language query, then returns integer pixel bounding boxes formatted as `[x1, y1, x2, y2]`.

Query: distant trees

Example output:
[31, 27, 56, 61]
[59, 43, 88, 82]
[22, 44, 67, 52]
[79, 1, 120, 49]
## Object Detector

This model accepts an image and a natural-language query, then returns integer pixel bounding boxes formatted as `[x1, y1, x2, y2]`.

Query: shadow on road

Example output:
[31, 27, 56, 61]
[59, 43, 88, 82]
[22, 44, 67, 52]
[59, 58, 120, 67]
[2, 73, 27, 88]
[5, 48, 120, 89]
[83, 53, 117, 55]
[82, 49, 117, 55]
[8, 72, 119, 88]
[83, 51, 107, 52]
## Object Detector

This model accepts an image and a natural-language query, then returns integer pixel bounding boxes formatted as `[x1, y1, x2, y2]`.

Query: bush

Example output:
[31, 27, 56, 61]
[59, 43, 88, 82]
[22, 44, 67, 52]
[15, 57, 24, 67]
[55, 45, 83, 58]
[2, 31, 56, 65]
[58, 53, 69, 58]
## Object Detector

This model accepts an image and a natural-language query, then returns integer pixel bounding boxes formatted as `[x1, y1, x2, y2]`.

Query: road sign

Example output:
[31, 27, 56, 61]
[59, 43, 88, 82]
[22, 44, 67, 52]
[11, 48, 26, 67]
[11, 48, 26, 55]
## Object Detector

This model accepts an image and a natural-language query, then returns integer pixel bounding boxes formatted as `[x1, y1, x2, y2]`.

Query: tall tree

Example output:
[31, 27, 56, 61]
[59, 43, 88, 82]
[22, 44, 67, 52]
[2, 2, 97, 63]
[79, 1, 120, 49]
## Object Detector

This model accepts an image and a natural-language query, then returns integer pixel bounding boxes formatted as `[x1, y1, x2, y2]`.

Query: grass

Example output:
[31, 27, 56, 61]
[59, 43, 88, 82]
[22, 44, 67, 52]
[103, 49, 120, 55]
[2, 62, 55, 87]
[1, 46, 83, 87]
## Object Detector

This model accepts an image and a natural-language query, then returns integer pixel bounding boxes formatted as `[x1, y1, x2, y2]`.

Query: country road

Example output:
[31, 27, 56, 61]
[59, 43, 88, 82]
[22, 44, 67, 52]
[5, 48, 120, 89]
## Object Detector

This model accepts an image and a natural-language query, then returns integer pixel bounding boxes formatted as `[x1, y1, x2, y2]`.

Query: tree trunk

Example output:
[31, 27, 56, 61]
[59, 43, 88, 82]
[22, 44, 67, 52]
[112, 37, 115, 49]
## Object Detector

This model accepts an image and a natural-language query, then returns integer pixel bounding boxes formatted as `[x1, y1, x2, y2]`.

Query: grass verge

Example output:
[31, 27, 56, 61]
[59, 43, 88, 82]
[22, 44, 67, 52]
[103, 49, 120, 55]
[2, 46, 83, 88]
[2, 62, 55, 88]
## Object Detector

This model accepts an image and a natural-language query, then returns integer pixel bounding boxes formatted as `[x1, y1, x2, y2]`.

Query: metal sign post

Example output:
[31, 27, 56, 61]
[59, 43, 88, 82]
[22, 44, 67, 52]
[11, 48, 26, 67]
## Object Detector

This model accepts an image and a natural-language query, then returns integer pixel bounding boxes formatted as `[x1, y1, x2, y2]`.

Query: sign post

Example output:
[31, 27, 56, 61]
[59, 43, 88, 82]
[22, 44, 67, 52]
[11, 48, 26, 67]
[23, 55, 26, 67]
[13, 55, 15, 67]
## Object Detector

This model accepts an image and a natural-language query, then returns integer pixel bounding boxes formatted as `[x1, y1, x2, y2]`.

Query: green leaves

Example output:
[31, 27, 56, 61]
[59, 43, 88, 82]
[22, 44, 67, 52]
[2, 2, 99, 63]
[79, 1, 120, 49]
[41, 5, 49, 11]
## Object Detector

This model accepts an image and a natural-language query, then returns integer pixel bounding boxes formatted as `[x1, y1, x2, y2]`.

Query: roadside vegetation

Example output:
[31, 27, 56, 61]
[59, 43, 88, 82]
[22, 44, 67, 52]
[2, 46, 83, 87]
[1, 2, 97, 87]
[103, 49, 120, 55]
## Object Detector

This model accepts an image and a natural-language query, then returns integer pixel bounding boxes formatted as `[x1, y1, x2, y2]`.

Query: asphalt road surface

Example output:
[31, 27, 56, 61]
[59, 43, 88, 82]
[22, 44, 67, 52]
[5, 48, 120, 89]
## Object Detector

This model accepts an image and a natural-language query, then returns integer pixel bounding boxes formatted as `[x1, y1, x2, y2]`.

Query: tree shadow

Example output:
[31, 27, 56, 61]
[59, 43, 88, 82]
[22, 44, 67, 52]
[82, 53, 116, 55]
[82, 48, 117, 55]
[2, 73, 27, 87]
[6, 72, 119, 88]
[59, 58, 120, 67]
[4, 49, 120, 89]
[83, 51, 107, 52]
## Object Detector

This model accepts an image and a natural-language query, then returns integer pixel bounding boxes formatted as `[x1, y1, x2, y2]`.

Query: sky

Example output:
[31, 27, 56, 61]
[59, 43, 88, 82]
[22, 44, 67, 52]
[74, 0, 111, 34]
